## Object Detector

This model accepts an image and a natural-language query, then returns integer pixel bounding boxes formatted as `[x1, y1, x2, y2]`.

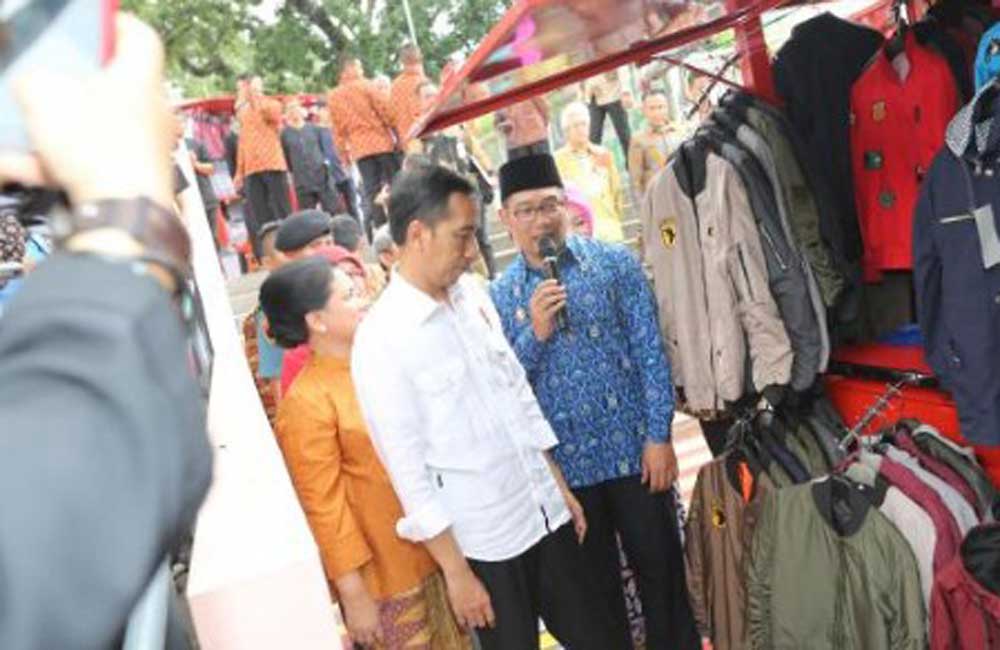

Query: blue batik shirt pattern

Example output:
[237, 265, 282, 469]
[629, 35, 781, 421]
[490, 236, 675, 489]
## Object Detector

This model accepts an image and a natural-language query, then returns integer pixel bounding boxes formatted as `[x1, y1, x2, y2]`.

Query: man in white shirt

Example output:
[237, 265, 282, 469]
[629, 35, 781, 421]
[352, 165, 621, 649]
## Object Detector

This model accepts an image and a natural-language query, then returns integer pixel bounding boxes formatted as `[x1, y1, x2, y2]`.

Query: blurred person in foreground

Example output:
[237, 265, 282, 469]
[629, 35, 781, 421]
[490, 154, 700, 650]
[235, 73, 291, 255]
[352, 165, 622, 649]
[262, 258, 470, 649]
[554, 101, 626, 243]
[0, 15, 212, 648]
[281, 98, 339, 215]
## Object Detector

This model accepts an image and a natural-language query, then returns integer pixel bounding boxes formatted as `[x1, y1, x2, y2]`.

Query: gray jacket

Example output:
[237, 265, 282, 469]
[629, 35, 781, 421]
[641, 144, 792, 414]
[711, 134, 823, 391]
[715, 112, 831, 373]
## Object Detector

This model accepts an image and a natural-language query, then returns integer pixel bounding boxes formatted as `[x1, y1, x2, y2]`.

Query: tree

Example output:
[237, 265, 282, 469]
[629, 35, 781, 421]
[122, 0, 510, 98]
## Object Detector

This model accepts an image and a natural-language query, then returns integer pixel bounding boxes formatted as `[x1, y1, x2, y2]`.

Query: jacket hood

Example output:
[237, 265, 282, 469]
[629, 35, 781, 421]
[945, 84, 1000, 159]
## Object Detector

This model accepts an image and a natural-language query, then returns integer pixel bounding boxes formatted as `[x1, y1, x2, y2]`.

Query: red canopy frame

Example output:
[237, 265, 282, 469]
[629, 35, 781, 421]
[413, 0, 898, 138]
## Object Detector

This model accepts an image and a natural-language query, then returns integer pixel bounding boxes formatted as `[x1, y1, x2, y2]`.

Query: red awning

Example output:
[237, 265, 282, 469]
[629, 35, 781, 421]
[412, 0, 895, 138]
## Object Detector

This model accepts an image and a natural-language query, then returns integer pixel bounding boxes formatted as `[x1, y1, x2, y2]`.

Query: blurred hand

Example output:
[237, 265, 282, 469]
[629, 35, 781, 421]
[0, 15, 173, 209]
[339, 587, 383, 647]
[445, 566, 495, 631]
[642, 441, 678, 494]
[564, 489, 588, 543]
[529, 279, 567, 342]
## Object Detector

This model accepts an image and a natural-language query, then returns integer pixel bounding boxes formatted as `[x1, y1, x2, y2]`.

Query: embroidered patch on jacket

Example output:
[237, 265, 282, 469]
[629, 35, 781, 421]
[872, 101, 887, 122]
[660, 218, 678, 248]
[711, 501, 727, 529]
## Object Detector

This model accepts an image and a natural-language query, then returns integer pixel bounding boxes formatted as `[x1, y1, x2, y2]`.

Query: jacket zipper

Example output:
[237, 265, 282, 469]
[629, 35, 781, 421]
[759, 225, 788, 271]
[737, 245, 755, 300]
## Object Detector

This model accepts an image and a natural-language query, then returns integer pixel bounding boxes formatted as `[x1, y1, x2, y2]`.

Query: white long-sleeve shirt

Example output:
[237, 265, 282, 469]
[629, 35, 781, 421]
[352, 273, 570, 562]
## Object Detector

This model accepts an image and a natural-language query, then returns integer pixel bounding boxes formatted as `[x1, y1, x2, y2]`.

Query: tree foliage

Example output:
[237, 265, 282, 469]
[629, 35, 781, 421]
[122, 0, 510, 97]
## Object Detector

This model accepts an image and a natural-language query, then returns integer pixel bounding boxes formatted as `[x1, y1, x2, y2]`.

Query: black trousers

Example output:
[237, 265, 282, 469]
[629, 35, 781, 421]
[335, 178, 360, 222]
[573, 475, 701, 650]
[469, 524, 622, 650]
[357, 152, 401, 240]
[295, 183, 339, 216]
[589, 100, 632, 155]
[244, 170, 291, 231]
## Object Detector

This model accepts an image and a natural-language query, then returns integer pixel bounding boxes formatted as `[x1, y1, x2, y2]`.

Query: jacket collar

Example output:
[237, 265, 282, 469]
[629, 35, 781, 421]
[811, 476, 872, 538]
[674, 140, 709, 199]
[945, 82, 1000, 160]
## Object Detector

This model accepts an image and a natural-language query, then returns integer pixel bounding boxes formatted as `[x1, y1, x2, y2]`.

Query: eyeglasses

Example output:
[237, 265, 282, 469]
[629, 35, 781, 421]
[511, 198, 566, 222]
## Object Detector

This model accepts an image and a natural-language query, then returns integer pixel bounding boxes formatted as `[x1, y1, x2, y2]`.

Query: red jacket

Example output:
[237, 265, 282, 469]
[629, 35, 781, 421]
[850, 33, 960, 282]
[930, 524, 1000, 650]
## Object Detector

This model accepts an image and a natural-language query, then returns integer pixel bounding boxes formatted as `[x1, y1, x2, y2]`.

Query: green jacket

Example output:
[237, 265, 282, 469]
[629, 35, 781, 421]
[748, 479, 926, 649]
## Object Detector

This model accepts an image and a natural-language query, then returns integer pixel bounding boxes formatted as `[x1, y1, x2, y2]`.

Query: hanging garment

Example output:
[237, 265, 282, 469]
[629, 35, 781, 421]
[885, 446, 980, 535]
[845, 462, 938, 606]
[685, 455, 773, 650]
[773, 12, 885, 265]
[722, 90, 858, 306]
[915, 20, 974, 102]
[911, 424, 1000, 516]
[712, 111, 833, 375]
[861, 452, 965, 573]
[710, 134, 824, 391]
[930, 524, 1000, 649]
[850, 32, 961, 283]
[641, 143, 793, 413]
[747, 478, 927, 649]
[717, 100, 846, 309]
[914, 82, 1000, 447]
[895, 431, 983, 517]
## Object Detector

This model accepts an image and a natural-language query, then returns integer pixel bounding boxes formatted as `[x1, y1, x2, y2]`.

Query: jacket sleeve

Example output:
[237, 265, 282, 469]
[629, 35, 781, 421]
[611, 244, 674, 441]
[275, 391, 374, 585]
[0, 254, 212, 650]
[747, 490, 778, 650]
[723, 166, 794, 391]
[913, 166, 949, 384]
[928, 576, 960, 650]
[888, 528, 928, 650]
[683, 469, 713, 638]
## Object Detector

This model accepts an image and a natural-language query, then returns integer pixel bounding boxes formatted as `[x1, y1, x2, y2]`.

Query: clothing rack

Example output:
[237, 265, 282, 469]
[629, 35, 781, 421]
[838, 373, 923, 451]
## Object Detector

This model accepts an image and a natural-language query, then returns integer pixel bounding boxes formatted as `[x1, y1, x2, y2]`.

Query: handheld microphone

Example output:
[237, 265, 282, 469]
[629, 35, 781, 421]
[538, 235, 569, 332]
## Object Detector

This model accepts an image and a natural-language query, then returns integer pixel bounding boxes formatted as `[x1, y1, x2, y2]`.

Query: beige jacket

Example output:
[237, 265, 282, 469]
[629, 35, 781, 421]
[641, 147, 792, 413]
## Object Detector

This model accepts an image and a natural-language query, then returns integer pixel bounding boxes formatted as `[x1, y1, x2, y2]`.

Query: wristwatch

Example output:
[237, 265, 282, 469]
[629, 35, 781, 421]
[52, 197, 192, 285]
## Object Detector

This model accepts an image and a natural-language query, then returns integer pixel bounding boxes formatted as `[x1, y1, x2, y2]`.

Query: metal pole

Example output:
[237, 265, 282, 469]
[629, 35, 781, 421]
[401, 0, 419, 48]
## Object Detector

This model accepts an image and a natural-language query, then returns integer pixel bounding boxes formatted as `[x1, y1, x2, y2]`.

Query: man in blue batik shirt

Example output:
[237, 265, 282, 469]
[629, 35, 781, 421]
[490, 153, 700, 650]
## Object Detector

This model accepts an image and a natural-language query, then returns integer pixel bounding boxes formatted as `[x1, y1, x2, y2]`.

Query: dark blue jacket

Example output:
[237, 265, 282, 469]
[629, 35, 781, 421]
[914, 85, 1000, 447]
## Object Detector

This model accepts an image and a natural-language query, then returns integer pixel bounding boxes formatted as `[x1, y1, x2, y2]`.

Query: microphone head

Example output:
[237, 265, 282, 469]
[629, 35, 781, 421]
[538, 235, 558, 259]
